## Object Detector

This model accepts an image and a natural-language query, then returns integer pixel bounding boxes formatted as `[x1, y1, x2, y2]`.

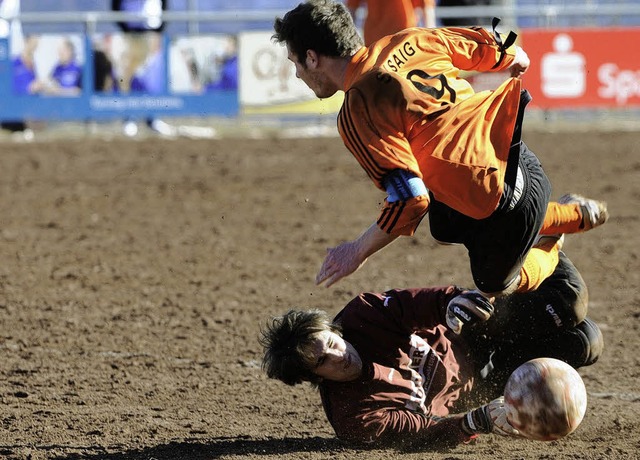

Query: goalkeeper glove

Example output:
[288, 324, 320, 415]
[446, 290, 494, 335]
[461, 397, 521, 437]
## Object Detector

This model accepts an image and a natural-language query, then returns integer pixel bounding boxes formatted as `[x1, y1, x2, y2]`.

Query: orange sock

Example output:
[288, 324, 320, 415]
[540, 202, 583, 235]
[516, 243, 560, 292]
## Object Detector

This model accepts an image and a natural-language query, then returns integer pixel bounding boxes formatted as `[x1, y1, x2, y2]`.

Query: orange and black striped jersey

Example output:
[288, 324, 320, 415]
[338, 26, 522, 236]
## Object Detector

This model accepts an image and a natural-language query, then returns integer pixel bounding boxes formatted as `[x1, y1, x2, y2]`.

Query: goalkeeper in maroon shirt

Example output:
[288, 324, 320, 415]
[260, 249, 603, 448]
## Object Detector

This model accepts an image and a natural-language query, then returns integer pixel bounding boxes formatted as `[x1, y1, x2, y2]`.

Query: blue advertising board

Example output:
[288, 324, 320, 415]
[0, 32, 238, 121]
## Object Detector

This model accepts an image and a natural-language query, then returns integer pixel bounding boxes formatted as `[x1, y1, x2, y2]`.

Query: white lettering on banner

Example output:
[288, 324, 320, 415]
[90, 96, 184, 111]
[598, 63, 640, 105]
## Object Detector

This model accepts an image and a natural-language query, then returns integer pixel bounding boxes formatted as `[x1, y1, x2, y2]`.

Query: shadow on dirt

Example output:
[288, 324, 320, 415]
[46, 436, 347, 459]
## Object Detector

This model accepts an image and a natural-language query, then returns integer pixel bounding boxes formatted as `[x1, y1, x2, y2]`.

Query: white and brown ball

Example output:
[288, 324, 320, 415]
[503, 357, 587, 441]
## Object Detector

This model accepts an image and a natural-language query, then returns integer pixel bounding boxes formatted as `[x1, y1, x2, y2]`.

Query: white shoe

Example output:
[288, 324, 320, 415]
[558, 194, 609, 232]
[11, 128, 34, 142]
[149, 119, 178, 137]
[177, 125, 217, 139]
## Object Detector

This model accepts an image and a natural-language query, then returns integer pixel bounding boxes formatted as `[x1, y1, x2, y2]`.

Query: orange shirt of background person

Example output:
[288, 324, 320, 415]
[346, 0, 436, 45]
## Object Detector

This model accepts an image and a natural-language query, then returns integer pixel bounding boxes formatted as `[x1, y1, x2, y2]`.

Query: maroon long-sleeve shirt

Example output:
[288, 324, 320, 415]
[319, 286, 479, 447]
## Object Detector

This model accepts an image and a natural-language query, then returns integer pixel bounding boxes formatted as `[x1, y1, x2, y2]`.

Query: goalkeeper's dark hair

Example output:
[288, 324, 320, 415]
[272, 0, 363, 68]
[259, 309, 342, 386]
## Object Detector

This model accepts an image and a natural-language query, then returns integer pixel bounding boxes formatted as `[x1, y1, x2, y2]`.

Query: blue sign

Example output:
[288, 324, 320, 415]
[0, 33, 239, 121]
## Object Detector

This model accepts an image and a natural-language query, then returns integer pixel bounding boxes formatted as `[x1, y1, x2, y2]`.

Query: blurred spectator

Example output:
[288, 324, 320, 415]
[93, 33, 120, 92]
[346, 0, 436, 45]
[12, 34, 44, 95]
[46, 37, 83, 96]
[111, 0, 173, 136]
[204, 36, 238, 92]
[1, 0, 31, 136]
[130, 32, 164, 93]
[179, 46, 203, 93]
[438, 0, 493, 27]
[94, 48, 118, 92]
[0, 0, 21, 39]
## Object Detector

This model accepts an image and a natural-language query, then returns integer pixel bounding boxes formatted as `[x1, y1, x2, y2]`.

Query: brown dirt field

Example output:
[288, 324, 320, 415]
[0, 127, 638, 460]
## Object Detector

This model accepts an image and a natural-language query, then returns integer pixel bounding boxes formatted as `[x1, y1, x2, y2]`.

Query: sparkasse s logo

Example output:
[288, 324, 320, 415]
[522, 28, 640, 108]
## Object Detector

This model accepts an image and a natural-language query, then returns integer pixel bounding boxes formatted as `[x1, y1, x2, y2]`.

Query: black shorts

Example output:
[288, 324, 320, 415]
[428, 142, 552, 293]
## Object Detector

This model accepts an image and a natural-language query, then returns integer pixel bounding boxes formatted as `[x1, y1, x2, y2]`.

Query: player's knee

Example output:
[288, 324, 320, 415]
[538, 267, 589, 328]
[548, 252, 589, 326]
[555, 273, 589, 327]
[570, 278, 589, 324]
[475, 274, 519, 299]
[543, 317, 604, 369]
[574, 317, 604, 367]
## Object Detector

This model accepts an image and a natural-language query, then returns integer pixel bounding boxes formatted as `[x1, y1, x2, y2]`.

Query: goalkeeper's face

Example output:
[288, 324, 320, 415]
[308, 330, 362, 382]
[287, 45, 340, 99]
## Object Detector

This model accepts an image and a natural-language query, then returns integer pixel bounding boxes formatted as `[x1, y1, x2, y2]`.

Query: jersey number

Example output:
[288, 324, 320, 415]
[406, 69, 457, 104]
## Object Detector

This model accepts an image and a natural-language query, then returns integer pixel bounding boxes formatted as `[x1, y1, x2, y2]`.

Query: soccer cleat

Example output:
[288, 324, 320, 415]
[557, 194, 609, 232]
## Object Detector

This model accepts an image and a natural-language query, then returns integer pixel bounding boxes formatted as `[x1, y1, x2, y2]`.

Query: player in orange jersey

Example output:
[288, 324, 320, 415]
[272, 0, 608, 334]
[346, 0, 436, 45]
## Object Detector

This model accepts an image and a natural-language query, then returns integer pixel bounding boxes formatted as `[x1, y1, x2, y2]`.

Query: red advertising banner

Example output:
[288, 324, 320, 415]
[519, 28, 640, 109]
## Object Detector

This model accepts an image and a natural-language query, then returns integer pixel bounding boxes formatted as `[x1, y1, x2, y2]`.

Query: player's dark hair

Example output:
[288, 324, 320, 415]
[272, 0, 363, 67]
[259, 309, 341, 386]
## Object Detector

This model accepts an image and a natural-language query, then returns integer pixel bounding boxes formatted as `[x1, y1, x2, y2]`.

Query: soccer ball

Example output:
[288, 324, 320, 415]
[503, 357, 587, 441]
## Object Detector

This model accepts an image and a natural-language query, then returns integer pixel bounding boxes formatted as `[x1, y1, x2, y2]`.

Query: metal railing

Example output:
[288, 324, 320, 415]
[2, 4, 640, 33]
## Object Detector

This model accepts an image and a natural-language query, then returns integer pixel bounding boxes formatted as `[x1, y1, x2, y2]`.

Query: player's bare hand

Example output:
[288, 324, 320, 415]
[316, 242, 367, 287]
[510, 63, 528, 78]
[510, 46, 530, 78]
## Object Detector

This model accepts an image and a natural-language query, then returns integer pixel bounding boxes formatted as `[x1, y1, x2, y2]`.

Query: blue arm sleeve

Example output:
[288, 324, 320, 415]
[382, 170, 429, 203]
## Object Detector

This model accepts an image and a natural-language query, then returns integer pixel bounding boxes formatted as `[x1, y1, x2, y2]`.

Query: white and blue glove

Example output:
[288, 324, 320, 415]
[462, 397, 521, 437]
